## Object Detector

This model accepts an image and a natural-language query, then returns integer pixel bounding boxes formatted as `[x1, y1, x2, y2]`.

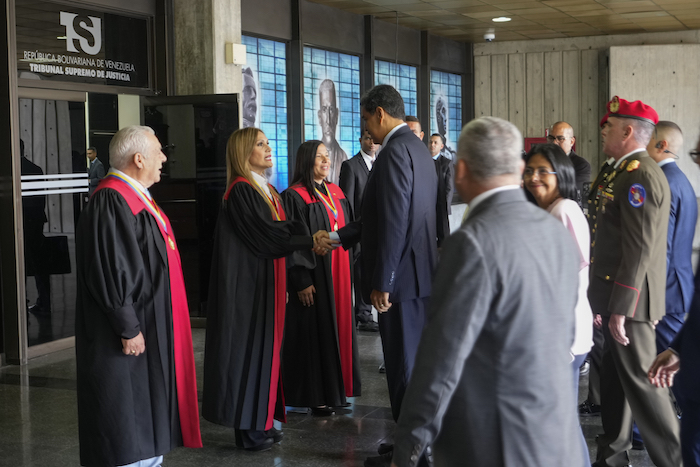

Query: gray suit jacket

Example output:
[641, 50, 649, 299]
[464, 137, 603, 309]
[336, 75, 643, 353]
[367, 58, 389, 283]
[88, 158, 106, 195]
[393, 188, 585, 467]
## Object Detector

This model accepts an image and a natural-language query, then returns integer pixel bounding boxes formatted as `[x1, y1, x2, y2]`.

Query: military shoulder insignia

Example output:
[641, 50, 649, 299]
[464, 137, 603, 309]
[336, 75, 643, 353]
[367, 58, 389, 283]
[609, 96, 620, 113]
[620, 160, 628, 170]
[628, 183, 645, 208]
[627, 160, 640, 172]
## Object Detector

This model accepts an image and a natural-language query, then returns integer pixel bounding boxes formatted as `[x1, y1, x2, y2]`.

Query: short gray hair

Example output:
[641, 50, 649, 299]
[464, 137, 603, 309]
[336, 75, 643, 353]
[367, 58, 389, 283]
[621, 118, 654, 147]
[457, 117, 523, 180]
[109, 125, 155, 170]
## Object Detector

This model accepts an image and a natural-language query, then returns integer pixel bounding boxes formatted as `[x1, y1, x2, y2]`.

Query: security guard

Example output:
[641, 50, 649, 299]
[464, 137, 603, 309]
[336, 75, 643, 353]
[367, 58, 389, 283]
[589, 96, 681, 467]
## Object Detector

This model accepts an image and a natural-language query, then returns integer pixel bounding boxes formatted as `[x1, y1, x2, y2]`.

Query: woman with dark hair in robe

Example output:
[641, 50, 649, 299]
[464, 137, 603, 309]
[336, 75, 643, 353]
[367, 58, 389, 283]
[202, 128, 324, 452]
[281, 140, 361, 415]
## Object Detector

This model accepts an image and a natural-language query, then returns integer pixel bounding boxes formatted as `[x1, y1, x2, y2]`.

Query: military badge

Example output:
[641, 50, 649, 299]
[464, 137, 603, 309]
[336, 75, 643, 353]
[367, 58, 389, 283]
[609, 96, 620, 113]
[620, 160, 627, 170]
[627, 160, 640, 172]
[628, 183, 645, 208]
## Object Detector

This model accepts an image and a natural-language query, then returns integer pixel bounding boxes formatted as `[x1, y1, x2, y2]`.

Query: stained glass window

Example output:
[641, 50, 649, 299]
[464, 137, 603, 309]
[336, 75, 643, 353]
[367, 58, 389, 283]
[374, 60, 418, 118]
[302, 46, 360, 184]
[242, 35, 289, 189]
[430, 70, 462, 161]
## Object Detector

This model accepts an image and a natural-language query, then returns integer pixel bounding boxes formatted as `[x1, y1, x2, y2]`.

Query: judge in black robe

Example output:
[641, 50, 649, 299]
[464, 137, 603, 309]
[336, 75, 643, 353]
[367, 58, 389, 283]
[281, 140, 361, 411]
[75, 126, 201, 467]
[202, 128, 316, 451]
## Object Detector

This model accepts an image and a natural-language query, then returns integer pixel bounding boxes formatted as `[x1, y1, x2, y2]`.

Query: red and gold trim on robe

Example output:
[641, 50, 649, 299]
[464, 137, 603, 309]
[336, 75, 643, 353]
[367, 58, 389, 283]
[95, 175, 203, 448]
[225, 176, 288, 428]
[290, 182, 354, 396]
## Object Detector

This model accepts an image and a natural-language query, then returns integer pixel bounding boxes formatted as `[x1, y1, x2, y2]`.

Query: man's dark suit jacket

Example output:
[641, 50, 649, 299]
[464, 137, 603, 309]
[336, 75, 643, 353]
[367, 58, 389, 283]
[345, 125, 438, 303]
[434, 155, 453, 247]
[569, 150, 591, 202]
[339, 152, 370, 218]
[88, 158, 106, 195]
[660, 161, 697, 316]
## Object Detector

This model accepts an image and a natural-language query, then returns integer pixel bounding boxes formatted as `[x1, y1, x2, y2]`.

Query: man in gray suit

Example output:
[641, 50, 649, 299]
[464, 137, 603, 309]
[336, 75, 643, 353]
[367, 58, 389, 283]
[87, 146, 105, 196]
[390, 117, 585, 467]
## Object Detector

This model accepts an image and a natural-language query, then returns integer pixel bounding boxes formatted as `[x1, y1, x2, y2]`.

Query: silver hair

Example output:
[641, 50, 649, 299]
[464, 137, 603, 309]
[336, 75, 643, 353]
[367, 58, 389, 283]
[621, 118, 654, 147]
[457, 117, 523, 180]
[109, 125, 156, 170]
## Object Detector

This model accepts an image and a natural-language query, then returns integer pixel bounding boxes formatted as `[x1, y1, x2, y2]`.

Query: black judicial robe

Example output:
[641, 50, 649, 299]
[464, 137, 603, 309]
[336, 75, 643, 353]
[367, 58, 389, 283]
[75, 176, 201, 467]
[202, 177, 314, 431]
[281, 182, 361, 407]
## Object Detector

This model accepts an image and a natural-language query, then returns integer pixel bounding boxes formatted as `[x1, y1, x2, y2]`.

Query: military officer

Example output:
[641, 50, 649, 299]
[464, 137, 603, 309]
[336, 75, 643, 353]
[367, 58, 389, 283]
[589, 96, 681, 467]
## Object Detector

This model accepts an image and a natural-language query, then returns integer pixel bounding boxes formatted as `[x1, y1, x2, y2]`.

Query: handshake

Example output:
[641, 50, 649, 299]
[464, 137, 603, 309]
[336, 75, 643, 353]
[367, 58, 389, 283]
[312, 230, 341, 256]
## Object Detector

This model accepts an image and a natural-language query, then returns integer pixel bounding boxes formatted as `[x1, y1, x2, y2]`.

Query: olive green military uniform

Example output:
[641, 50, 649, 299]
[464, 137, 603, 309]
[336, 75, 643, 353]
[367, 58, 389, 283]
[589, 150, 681, 467]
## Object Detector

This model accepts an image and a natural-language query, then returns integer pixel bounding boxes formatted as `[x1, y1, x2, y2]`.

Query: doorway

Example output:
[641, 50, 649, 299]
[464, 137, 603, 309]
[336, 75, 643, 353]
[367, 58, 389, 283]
[19, 89, 87, 349]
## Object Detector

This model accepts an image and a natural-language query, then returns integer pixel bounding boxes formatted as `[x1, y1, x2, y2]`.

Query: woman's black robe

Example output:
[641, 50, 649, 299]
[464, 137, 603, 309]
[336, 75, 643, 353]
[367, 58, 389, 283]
[202, 177, 313, 431]
[281, 182, 361, 408]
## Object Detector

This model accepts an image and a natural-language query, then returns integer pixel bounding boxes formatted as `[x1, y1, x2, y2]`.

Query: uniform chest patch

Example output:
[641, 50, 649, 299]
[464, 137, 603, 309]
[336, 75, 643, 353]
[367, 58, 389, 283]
[628, 183, 645, 208]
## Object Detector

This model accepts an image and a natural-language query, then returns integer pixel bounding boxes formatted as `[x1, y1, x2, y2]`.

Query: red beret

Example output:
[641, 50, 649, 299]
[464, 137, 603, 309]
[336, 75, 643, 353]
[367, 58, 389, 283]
[599, 96, 658, 127]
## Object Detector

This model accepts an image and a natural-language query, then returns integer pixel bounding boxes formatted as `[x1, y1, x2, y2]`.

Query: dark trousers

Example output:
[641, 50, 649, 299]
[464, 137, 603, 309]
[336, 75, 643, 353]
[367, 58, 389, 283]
[573, 353, 592, 466]
[587, 324, 605, 404]
[234, 429, 268, 449]
[677, 395, 700, 466]
[378, 297, 428, 422]
[353, 260, 373, 324]
[632, 312, 684, 443]
[595, 318, 681, 467]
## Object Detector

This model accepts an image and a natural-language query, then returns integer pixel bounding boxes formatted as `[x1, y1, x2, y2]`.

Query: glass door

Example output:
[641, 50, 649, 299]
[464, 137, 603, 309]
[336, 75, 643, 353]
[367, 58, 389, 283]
[19, 89, 87, 348]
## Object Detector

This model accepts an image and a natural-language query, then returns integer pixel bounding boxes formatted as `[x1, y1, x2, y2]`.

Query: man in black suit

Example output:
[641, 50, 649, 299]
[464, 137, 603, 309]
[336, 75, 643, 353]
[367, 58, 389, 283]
[337, 85, 437, 467]
[339, 129, 379, 332]
[547, 121, 591, 206]
[87, 146, 105, 197]
[429, 133, 454, 247]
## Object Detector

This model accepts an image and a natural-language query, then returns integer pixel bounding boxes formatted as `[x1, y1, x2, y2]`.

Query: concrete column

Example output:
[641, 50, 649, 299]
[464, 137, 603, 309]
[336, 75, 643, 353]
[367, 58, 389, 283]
[172, 0, 242, 95]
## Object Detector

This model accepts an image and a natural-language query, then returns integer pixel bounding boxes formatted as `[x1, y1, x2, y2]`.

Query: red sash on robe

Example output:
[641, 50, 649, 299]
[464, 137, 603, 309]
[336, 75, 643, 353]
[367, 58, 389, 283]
[95, 176, 202, 448]
[290, 183, 354, 396]
[225, 176, 287, 429]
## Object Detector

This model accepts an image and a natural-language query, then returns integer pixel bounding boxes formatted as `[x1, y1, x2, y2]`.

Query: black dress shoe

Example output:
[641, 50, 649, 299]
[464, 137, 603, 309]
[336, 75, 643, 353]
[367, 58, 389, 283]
[579, 399, 601, 416]
[244, 437, 274, 452]
[266, 427, 283, 443]
[358, 321, 380, 332]
[28, 304, 50, 315]
[378, 362, 386, 374]
[364, 452, 392, 467]
[311, 406, 335, 416]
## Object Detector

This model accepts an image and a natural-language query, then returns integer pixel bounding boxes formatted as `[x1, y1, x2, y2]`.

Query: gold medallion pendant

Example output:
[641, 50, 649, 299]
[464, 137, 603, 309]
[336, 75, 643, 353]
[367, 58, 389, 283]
[168, 237, 175, 250]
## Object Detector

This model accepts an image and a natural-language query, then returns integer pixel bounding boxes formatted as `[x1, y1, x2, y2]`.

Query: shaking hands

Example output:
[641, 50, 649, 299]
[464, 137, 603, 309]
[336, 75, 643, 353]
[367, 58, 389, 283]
[312, 230, 340, 255]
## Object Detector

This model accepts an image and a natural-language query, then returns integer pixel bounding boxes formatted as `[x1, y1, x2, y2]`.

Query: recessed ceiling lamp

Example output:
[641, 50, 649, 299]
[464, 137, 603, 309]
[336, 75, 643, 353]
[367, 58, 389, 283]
[492, 17, 511, 22]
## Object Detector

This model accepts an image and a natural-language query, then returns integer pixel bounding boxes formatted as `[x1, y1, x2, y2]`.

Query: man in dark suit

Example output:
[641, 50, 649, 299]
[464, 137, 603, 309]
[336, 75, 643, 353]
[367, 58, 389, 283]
[390, 116, 584, 467]
[335, 85, 437, 467]
[590, 97, 680, 467]
[649, 131, 700, 466]
[339, 129, 379, 332]
[87, 146, 105, 196]
[428, 133, 454, 247]
[548, 121, 591, 206]
[646, 121, 698, 351]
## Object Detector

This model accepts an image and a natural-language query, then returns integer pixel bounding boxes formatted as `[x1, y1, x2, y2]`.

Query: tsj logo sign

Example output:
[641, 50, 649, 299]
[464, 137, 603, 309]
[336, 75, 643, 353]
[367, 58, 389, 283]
[59, 11, 101, 56]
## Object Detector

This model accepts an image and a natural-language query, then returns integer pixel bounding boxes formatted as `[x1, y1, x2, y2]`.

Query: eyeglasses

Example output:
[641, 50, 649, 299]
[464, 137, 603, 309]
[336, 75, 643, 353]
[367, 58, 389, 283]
[523, 168, 557, 179]
[690, 151, 700, 163]
[546, 135, 568, 143]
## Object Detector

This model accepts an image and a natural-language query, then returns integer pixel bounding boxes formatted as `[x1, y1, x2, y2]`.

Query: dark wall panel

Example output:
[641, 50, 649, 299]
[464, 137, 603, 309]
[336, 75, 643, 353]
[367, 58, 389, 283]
[71, 0, 156, 15]
[242, 0, 292, 40]
[301, 0, 363, 55]
[373, 20, 420, 65]
[429, 34, 468, 74]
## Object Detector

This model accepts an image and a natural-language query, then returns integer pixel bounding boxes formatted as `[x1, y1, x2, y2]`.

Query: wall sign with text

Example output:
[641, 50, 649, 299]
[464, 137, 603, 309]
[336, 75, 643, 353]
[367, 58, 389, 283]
[16, 0, 150, 88]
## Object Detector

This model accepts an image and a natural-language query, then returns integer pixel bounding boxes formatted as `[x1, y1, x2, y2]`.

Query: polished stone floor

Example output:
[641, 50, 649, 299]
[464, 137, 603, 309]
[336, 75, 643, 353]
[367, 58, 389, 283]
[0, 328, 656, 466]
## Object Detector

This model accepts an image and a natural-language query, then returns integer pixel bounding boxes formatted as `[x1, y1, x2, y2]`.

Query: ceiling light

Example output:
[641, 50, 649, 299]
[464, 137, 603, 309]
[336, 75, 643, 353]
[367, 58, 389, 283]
[492, 17, 511, 22]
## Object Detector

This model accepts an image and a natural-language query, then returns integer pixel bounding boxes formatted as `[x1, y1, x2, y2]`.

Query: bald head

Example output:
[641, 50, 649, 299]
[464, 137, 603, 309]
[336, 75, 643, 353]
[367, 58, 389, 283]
[548, 122, 575, 155]
[647, 120, 683, 162]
